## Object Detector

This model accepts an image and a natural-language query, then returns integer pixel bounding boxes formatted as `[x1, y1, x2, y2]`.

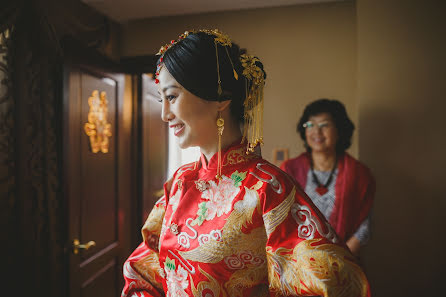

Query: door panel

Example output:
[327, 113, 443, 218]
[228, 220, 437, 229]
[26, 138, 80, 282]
[65, 66, 131, 297]
[80, 73, 117, 258]
[81, 258, 118, 296]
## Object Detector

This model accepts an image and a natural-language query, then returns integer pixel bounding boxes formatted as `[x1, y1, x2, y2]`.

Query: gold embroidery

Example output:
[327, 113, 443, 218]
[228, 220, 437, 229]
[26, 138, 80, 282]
[190, 266, 222, 297]
[267, 239, 368, 297]
[181, 227, 267, 264]
[133, 252, 164, 290]
[180, 186, 266, 263]
[263, 187, 296, 237]
[142, 203, 165, 240]
[223, 146, 259, 166]
[224, 262, 267, 297]
[247, 284, 269, 297]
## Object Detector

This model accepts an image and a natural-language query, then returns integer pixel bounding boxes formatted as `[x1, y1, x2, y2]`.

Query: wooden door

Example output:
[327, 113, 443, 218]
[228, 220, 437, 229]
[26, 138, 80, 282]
[64, 66, 133, 297]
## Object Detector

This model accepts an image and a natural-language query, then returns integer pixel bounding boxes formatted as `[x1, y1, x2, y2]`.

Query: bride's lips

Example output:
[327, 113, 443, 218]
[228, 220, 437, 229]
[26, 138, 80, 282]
[170, 123, 185, 136]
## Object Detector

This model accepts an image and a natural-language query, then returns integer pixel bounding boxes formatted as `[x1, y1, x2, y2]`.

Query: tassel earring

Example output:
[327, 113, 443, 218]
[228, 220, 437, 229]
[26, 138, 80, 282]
[216, 111, 225, 180]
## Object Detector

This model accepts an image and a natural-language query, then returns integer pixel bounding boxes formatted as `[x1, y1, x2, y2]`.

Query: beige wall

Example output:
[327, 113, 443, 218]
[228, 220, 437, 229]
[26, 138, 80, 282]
[120, 1, 358, 162]
[357, 0, 446, 296]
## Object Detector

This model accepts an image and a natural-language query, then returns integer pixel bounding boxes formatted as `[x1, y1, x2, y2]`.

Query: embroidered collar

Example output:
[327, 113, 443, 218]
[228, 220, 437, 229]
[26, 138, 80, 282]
[199, 139, 260, 171]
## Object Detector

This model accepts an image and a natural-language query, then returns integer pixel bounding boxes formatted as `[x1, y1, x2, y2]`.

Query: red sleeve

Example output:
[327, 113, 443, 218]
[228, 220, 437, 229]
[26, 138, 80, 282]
[122, 197, 166, 297]
[257, 164, 370, 297]
[122, 242, 164, 297]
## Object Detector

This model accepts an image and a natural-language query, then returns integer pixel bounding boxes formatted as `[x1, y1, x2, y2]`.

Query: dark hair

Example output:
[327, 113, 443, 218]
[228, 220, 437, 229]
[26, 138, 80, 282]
[158, 31, 266, 123]
[297, 99, 355, 153]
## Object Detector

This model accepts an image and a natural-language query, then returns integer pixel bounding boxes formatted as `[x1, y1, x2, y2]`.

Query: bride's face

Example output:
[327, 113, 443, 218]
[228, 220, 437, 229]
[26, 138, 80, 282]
[158, 67, 219, 149]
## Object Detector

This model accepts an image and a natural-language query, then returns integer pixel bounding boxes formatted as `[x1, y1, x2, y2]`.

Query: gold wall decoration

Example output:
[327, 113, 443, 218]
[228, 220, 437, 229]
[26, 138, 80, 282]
[84, 90, 112, 153]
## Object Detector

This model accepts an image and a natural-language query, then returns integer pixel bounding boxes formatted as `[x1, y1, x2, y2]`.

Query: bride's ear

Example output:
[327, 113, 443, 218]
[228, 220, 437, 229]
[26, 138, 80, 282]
[217, 100, 231, 112]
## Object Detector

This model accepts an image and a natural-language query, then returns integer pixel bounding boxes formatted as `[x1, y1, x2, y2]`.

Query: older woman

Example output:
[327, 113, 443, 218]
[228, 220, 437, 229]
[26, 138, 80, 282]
[122, 31, 370, 297]
[281, 99, 375, 255]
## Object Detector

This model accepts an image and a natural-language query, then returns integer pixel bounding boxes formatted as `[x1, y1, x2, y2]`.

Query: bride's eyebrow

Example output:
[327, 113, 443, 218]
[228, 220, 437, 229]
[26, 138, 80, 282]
[162, 85, 181, 93]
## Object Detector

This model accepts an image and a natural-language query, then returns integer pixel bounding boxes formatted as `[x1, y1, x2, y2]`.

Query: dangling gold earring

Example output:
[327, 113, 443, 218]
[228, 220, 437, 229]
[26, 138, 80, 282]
[216, 111, 225, 180]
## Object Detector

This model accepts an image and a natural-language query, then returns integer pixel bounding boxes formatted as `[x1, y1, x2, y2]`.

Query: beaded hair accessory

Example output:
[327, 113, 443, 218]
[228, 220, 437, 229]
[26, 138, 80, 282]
[155, 29, 266, 154]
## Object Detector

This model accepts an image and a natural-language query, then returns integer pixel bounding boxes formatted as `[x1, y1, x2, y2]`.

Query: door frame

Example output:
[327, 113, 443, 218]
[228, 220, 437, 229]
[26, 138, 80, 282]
[63, 48, 136, 296]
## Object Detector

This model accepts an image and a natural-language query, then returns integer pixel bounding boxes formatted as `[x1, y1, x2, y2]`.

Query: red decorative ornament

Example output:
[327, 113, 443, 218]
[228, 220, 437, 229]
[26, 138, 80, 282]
[155, 79, 159, 84]
[315, 186, 328, 196]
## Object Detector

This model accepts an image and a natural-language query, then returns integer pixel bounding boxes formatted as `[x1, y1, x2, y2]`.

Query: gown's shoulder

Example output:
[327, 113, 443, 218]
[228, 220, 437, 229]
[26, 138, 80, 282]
[241, 157, 311, 214]
[174, 161, 197, 177]
[245, 157, 296, 187]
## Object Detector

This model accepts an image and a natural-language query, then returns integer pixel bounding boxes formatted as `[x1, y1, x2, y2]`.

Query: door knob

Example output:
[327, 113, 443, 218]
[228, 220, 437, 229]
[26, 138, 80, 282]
[73, 238, 96, 254]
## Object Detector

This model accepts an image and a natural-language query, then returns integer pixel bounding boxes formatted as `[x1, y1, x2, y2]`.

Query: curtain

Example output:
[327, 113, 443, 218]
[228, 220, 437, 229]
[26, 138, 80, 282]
[0, 1, 114, 296]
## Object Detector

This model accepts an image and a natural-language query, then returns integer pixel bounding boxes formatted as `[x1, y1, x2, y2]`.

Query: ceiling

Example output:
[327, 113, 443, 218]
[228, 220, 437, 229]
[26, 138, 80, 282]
[82, 0, 342, 23]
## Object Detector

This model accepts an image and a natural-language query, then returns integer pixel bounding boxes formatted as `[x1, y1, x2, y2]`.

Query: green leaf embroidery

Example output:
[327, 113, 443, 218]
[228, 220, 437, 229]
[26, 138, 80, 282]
[231, 170, 247, 187]
[165, 256, 176, 271]
[195, 202, 208, 225]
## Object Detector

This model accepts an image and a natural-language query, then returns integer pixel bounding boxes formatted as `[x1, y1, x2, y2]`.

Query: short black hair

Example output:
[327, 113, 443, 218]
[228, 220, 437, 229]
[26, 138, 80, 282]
[297, 99, 355, 153]
[158, 31, 266, 123]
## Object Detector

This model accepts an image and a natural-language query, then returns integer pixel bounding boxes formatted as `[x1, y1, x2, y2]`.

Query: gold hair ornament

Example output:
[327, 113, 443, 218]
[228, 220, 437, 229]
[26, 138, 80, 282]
[155, 29, 238, 87]
[240, 54, 265, 153]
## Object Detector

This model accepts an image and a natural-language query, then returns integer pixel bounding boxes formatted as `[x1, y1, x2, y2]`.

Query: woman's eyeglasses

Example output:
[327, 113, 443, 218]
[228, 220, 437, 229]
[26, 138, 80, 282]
[302, 121, 333, 130]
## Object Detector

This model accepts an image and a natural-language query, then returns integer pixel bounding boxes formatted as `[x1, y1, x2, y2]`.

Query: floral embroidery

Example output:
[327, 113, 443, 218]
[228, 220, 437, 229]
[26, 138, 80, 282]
[195, 180, 208, 192]
[122, 143, 369, 297]
[164, 256, 189, 297]
[194, 202, 208, 226]
[200, 175, 242, 221]
[231, 170, 247, 187]
[179, 185, 266, 264]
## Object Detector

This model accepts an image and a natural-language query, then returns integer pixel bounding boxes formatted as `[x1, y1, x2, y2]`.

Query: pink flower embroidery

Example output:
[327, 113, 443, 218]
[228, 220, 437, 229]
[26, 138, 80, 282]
[201, 175, 240, 220]
[165, 265, 189, 297]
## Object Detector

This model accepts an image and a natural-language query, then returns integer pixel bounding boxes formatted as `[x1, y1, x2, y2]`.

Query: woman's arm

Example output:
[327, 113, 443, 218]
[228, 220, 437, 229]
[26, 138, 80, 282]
[346, 236, 361, 256]
[347, 215, 371, 256]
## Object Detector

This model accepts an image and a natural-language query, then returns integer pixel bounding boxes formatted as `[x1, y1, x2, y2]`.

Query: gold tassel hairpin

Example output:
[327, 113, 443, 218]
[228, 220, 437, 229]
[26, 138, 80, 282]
[216, 111, 225, 180]
[240, 54, 265, 154]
